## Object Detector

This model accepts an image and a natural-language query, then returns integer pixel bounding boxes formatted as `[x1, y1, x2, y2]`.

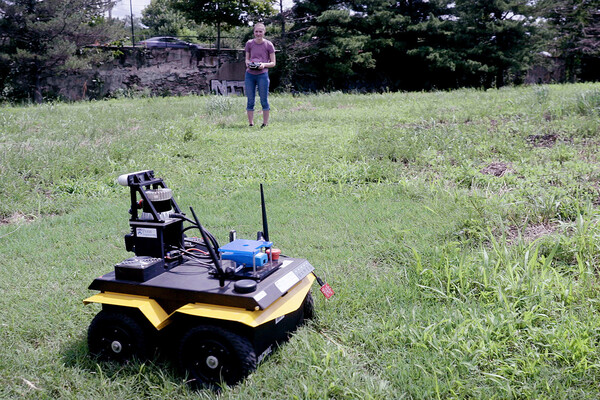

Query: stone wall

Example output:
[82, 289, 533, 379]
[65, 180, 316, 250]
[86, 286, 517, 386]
[44, 47, 247, 100]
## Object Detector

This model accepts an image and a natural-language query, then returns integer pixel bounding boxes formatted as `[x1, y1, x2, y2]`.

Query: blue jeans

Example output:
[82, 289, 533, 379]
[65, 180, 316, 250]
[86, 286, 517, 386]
[245, 71, 270, 111]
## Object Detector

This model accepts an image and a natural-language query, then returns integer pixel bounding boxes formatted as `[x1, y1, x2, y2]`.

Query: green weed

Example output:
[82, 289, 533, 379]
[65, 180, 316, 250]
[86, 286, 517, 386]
[575, 89, 600, 116]
[205, 95, 235, 116]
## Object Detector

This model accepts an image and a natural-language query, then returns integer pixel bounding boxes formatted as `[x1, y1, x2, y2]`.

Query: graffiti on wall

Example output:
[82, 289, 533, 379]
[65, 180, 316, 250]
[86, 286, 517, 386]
[211, 80, 245, 95]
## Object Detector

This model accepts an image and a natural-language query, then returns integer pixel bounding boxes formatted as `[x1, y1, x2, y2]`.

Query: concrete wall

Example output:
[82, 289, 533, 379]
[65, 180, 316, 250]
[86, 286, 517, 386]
[44, 47, 247, 100]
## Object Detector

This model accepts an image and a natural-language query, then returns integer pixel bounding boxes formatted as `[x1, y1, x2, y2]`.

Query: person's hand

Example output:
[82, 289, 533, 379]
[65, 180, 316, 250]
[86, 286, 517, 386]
[258, 63, 265, 69]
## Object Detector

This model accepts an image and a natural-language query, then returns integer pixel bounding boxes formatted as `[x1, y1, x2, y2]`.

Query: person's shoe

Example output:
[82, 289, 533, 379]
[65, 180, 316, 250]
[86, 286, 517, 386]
[261, 123, 268, 128]
[249, 123, 254, 127]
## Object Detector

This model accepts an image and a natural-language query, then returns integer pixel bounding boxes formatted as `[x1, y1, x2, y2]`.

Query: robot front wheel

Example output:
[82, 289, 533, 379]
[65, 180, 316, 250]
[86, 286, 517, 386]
[87, 310, 154, 362]
[178, 325, 257, 389]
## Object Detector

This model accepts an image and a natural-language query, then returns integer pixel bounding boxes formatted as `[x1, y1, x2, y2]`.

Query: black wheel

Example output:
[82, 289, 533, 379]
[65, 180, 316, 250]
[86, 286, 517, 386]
[178, 325, 256, 388]
[302, 291, 315, 321]
[87, 310, 152, 362]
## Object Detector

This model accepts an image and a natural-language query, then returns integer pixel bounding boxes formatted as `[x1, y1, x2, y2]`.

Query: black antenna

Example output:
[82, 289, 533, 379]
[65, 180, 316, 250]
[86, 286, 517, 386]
[190, 207, 225, 287]
[260, 184, 269, 242]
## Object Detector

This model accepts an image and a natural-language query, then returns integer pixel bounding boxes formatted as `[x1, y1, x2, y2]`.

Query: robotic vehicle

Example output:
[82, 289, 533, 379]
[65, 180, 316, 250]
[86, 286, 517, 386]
[84, 170, 332, 388]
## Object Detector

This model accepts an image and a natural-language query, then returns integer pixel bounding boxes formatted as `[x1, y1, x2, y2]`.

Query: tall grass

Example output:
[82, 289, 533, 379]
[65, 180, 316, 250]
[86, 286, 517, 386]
[1, 83, 600, 398]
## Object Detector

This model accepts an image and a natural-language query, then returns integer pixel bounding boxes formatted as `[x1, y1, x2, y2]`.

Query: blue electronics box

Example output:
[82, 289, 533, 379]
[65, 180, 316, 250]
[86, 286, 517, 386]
[218, 239, 273, 268]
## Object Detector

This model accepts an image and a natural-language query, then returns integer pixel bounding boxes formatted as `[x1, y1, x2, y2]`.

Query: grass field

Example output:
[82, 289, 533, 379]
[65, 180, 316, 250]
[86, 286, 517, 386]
[1, 83, 600, 399]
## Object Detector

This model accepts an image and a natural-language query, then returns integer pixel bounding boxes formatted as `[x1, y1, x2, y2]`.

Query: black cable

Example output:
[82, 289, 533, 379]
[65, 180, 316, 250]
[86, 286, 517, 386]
[180, 252, 215, 268]
[181, 225, 221, 250]
[172, 213, 222, 250]
[166, 245, 213, 264]
[170, 213, 195, 224]
[189, 207, 225, 287]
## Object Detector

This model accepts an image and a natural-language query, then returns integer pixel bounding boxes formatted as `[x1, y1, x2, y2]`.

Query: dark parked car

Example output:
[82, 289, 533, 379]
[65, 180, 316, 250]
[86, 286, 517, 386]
[138, 36, 200, 49]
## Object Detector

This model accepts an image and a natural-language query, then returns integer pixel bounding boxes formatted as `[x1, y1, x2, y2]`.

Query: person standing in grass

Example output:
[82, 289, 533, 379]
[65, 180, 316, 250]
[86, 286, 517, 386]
[245, 23, 276, 127]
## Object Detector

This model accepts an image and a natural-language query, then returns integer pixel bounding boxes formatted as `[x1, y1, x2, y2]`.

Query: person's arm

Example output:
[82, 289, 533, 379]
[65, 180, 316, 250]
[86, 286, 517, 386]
[260, 52, 276, 69]
[245, 51, 251, 67]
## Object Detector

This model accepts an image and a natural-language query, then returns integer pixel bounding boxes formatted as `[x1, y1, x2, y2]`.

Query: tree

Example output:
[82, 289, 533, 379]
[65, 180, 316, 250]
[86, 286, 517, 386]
[410, 0, 537, 88]
[301, 9, 375, 88]
[285, 0, 454, 91]
[141, 0, 201, 38]
[287, 0, 378, 90]
[172, 0, 274, 49]
[537, 0, 600, 81]
[0, 0, 123, 102]
[354, 0, 444, 90]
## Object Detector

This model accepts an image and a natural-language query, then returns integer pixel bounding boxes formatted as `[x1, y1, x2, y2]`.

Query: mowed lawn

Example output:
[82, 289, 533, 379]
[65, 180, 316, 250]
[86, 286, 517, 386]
[1, 84, 600, 399]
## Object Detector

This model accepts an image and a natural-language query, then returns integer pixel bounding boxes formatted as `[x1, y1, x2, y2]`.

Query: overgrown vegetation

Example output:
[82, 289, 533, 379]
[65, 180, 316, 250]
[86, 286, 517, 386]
[1, 83, 600, 398]
[0, 0, 125, 103]
[278, 0, 600, 91]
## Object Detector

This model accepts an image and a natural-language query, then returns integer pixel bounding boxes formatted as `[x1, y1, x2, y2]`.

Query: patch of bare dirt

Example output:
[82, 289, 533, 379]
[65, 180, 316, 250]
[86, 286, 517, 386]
[290, 103, 317, 112]
[526, 134, 573, 148]
[506, 223, 558, 243]
[527, 133, 559, 147]
[0, 213, 36, 225]
[480, 162, 515, 177]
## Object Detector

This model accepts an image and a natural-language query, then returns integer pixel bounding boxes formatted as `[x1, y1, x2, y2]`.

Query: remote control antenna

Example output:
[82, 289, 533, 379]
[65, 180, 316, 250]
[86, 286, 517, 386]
[260, 184, 269, 242]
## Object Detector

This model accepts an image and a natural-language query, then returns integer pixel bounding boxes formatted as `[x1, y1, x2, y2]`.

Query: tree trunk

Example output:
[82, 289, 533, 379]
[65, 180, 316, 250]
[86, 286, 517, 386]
[495, 68, 505, 88]
[280, 0, 285, 40]
[34, 68, 43, 104]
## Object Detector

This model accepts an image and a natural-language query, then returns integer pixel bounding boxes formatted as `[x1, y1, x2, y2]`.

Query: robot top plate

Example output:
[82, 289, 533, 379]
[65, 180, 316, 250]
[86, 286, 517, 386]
[89, 256, 314, 311]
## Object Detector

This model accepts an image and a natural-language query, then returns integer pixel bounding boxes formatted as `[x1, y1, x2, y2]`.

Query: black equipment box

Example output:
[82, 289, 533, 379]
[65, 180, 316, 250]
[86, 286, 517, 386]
[114, 256, 166, 282]
[128, 219, 184, 259]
